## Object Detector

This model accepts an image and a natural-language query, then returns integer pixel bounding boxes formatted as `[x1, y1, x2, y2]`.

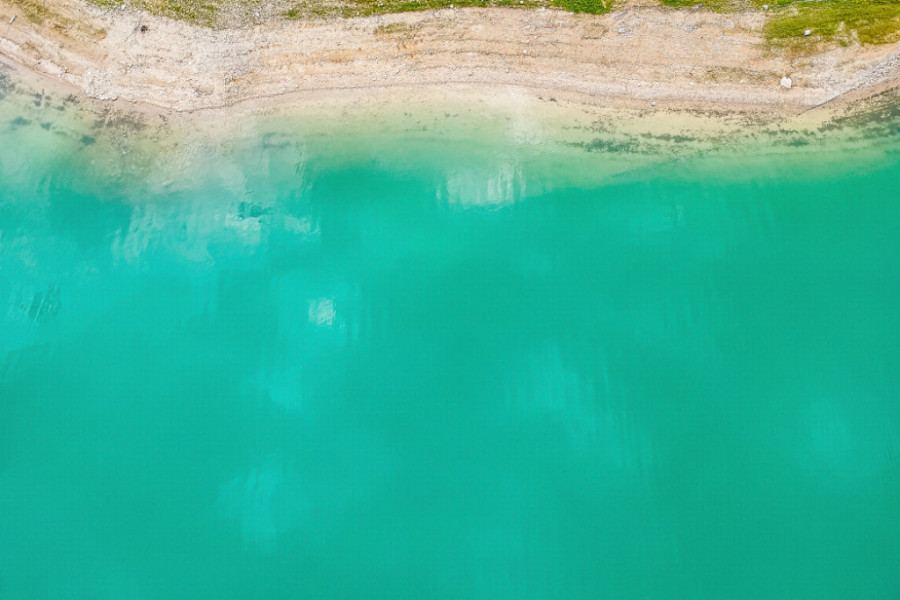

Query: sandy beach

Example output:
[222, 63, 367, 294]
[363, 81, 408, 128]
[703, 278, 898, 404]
[1, 0, 899, 119]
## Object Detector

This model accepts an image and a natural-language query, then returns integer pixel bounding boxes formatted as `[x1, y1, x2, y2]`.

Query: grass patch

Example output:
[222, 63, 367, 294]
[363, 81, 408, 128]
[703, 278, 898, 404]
[7, 0, 51, 22]
[658, 0, 751, 11]
[374, 21, 416, 33]
[85, 0, 216, 25]
[763, 0, 900, 46]
[134, 0, 218, 25]
[7, 0, 110, 37]
[342, 0, 539, 18]
[659, 0, 900, 47]
[87, 0, 609, 26]
[284, 0, 344, 19]
[7, 0, 110, 40]
[340, 0, 610, 18]
[552, 0, 609, 13]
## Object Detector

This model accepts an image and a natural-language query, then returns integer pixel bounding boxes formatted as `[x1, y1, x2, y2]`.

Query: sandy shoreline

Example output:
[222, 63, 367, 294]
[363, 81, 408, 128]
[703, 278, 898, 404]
[1, 0, 900, 121]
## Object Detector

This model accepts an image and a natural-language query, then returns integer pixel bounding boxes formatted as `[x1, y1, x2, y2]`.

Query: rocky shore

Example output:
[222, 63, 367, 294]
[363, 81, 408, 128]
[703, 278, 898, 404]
[0, 0, 899, 118]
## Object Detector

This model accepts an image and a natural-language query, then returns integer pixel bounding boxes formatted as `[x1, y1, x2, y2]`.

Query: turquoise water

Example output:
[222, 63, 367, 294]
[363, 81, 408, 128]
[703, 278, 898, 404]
[2, 96, 900, 599]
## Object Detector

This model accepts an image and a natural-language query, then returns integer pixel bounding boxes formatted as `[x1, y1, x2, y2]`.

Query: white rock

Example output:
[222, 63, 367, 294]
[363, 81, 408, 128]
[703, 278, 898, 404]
[780, 76, 792, 89]
[803, 29, 812, 36]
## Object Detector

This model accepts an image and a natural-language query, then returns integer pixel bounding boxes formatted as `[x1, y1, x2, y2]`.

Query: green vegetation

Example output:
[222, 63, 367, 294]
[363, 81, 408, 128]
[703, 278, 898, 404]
[658, 0, 752, 10]
[342, 0, 538, 18]
[764, 0, 900, 47]
[284, 2, 339, 19]
[8, 0, 50, 22]
[373, 21, 416, 33]
[6, 0, 107, 41]
[335, 0, 608, 19]
[658, 0, 900, 47]
[129, 0, 218, 26]
[82, 0, 216, 25]
[282, 0, 610, 20]
[551, 0, 608, 13]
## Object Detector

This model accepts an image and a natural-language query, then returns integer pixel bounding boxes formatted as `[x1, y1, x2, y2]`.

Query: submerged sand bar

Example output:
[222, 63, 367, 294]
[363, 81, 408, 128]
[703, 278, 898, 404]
[1, 0, 899, 115]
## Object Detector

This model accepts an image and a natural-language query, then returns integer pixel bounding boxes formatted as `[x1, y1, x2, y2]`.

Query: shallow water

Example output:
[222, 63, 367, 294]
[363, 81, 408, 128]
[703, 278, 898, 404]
[2, 93, 900, 599]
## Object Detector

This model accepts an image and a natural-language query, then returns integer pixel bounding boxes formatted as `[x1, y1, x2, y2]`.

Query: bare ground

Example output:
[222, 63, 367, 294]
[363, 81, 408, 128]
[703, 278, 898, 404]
[0, 0, 899, 118]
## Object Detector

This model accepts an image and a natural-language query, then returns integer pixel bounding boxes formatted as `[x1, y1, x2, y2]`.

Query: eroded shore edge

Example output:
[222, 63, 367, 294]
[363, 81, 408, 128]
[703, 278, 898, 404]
[1, 0, 900, 123]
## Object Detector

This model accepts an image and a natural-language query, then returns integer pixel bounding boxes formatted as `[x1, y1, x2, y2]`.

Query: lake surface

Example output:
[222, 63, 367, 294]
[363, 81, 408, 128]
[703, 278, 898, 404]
[2, 92, 900, 599]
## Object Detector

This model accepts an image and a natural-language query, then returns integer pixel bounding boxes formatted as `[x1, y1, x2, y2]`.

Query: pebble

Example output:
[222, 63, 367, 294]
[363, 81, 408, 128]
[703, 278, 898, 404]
[780, 76, 792, 89]
[803, 29, 812, 36]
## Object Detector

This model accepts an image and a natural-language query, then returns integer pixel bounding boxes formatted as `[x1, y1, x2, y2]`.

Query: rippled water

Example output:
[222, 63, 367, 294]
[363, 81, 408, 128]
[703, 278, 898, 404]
[2, 94, 900, 599]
